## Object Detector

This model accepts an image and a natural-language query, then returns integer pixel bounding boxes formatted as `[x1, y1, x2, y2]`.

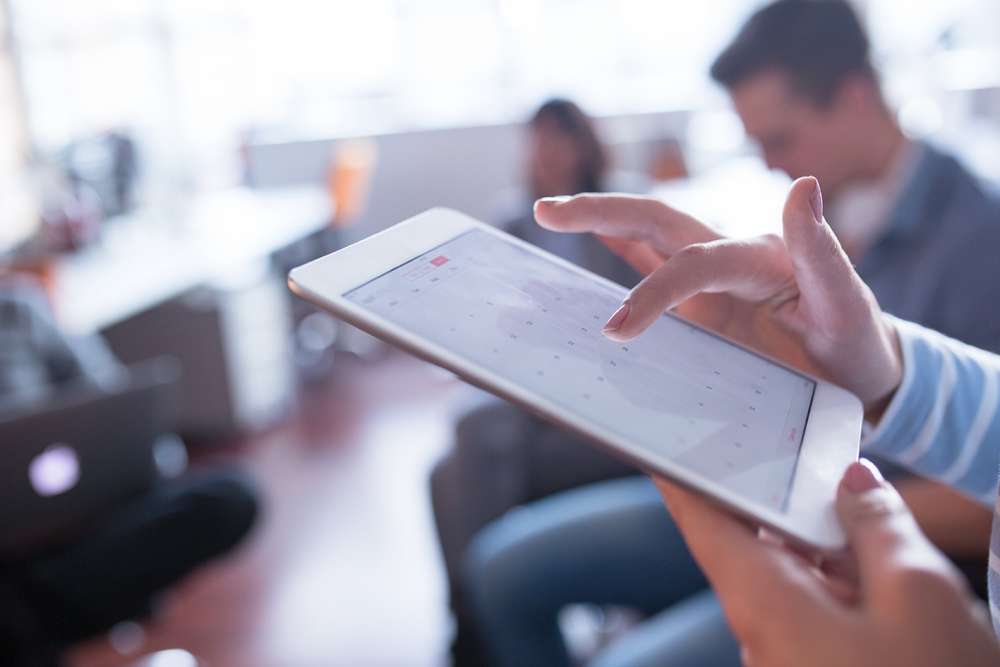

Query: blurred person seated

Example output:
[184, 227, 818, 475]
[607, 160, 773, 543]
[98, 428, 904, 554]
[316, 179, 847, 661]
[431, 99, 655, 666]
[459, 2, 1000, 666]
[0, 278, 258, 667]
[489, 98, 653, 279]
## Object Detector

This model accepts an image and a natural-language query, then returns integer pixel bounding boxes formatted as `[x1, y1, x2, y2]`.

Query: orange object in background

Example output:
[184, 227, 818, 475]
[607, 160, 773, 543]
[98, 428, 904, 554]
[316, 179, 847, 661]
[649, 137, 688, 182]
[327, 138, 378, 229]
[0, 257, 58, 306]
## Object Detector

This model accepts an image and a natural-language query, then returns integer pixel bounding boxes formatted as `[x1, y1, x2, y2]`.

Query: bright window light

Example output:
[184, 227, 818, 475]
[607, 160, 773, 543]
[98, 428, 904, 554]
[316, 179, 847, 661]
[5, 0, 999, 192]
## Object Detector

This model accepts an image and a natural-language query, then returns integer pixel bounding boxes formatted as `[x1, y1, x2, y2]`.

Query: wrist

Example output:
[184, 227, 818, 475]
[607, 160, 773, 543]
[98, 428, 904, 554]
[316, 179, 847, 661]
[862, 317, 904, 424]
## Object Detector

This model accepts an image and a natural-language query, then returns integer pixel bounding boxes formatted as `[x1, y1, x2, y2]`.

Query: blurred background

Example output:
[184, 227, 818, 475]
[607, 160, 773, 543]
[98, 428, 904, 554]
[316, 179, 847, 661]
[0, 1, 997, 666]
[3, 0, 1000, 250]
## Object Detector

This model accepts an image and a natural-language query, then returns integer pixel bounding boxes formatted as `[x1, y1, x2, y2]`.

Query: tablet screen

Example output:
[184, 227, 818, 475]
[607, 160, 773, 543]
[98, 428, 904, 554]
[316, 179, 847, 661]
[346, 229, 815, 511]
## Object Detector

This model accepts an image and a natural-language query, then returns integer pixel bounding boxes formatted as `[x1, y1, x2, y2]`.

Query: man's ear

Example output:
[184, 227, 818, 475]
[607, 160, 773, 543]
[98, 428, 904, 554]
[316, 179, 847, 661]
[831, 74, 883, 115]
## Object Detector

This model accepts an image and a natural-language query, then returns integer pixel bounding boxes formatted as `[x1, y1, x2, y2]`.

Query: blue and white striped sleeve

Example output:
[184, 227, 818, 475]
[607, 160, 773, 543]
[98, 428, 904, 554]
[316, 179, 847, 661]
[858, 316, 1000, 636]
[861, 316, 1000, 506]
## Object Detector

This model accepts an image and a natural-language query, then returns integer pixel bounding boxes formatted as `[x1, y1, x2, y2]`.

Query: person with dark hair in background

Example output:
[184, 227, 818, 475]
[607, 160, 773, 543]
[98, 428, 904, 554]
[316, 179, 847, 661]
[493, 99, 649, 282]
[528, 99, 605, 194]
[460, 2, 1000, 666]
[430, 99, 650, 667]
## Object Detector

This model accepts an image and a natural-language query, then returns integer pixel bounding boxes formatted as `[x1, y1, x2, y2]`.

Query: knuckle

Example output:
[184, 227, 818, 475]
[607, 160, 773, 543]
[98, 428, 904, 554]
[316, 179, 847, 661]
[674, 242, 712, 262]
[671, 243, 716, 277]
[645, 195, 674, 219]
[759, 233, 785, 250]
[759, 234, 792, 261]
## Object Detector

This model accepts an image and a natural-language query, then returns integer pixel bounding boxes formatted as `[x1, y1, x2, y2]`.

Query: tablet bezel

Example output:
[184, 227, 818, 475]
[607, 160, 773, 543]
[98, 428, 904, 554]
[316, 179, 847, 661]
[288, 207, 862, 552]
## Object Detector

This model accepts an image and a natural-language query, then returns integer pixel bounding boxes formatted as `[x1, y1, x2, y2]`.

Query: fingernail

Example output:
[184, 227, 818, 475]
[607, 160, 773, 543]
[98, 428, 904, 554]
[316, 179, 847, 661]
[534, 196, 572, 214]
[603, 302, 631, 333]
[843, 459, 883, 493]
[809, 179, 823, 222]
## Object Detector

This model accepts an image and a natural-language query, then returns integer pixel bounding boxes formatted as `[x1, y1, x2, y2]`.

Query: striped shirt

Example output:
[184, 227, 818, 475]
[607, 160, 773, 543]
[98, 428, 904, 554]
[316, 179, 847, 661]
[862, 316, 1000, 636]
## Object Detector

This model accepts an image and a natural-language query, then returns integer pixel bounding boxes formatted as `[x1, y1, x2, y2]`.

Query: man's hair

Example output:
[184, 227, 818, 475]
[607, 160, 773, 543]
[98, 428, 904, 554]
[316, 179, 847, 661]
[710, 0, 877, 108]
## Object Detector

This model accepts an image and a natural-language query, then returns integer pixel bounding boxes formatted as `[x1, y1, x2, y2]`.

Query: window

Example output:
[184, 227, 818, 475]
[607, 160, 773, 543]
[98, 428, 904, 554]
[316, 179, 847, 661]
[7, 0, 1000, 193]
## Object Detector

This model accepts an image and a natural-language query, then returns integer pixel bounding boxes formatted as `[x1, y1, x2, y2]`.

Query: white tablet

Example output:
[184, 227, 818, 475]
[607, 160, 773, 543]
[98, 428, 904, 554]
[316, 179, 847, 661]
[288, 207, 862, 551]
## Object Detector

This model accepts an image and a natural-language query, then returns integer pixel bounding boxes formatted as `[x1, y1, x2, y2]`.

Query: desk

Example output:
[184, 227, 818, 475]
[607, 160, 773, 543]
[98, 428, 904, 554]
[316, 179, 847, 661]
[52, 186, 332, 335]
[50, 186, 332, 435]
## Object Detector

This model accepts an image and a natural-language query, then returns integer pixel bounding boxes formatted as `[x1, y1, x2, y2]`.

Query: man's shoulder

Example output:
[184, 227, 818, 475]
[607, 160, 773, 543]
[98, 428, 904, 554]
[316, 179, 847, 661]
[919, 144, 999, 208]
[906, 143, 1000, 235]
[866, 144, 1000, 286]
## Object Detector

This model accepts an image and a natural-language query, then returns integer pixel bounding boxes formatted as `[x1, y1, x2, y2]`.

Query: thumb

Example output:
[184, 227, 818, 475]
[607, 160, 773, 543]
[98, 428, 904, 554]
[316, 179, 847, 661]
[781, 178, 903, 411]
[836, 460, 963, 608]
[781, 177, 870, 331]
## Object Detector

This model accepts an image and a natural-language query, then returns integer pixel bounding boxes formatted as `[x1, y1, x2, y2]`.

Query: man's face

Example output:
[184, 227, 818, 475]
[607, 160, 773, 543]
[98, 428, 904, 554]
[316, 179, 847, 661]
[730, 70, 860, 196]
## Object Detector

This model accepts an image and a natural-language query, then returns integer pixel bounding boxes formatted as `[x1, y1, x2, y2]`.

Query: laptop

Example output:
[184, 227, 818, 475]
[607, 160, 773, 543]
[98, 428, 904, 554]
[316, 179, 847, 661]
[0, 356, 180, 557]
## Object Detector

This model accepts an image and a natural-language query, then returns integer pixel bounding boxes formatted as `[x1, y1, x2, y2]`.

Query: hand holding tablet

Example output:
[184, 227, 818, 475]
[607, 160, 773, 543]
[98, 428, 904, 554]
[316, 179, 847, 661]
[584, 180, 993, 666]
[288, 177, 889, 551]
